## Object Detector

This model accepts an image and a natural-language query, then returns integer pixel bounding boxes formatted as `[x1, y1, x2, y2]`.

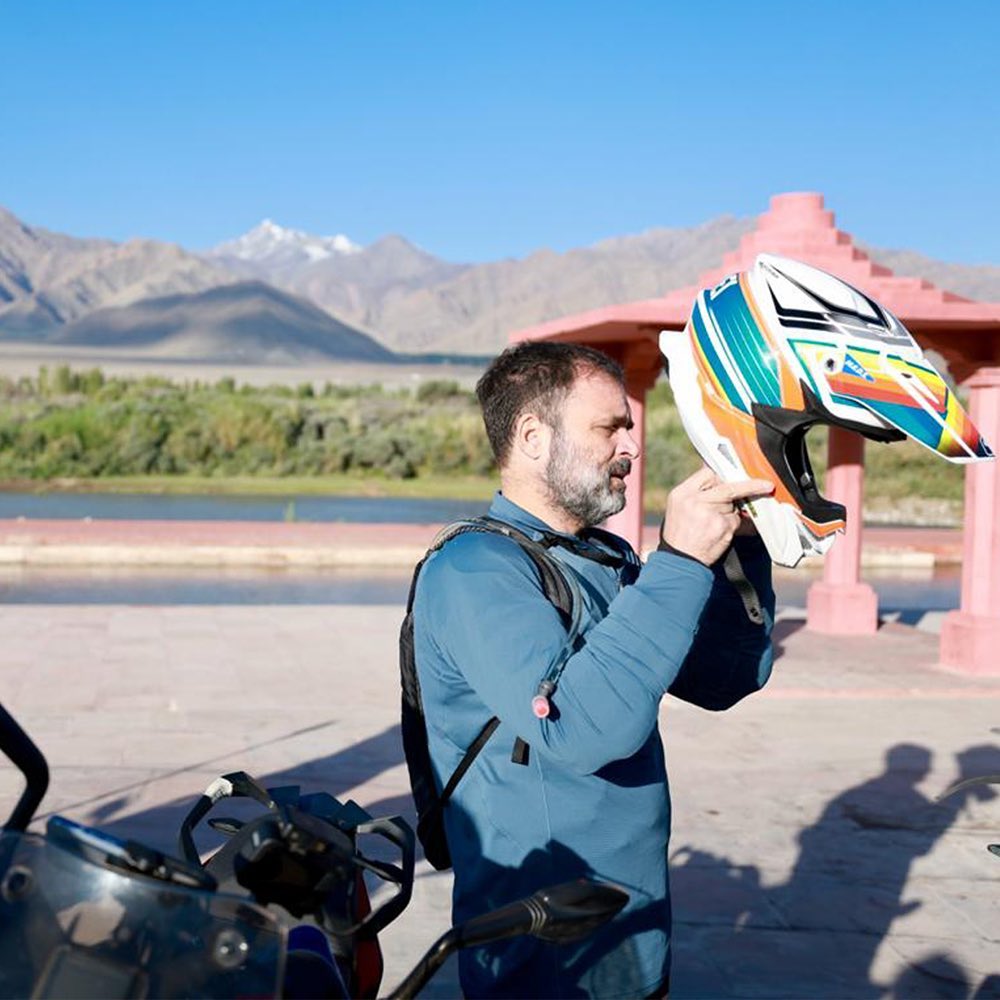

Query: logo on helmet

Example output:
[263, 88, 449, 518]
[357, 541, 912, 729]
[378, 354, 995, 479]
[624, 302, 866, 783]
[842, 353, 874, 383]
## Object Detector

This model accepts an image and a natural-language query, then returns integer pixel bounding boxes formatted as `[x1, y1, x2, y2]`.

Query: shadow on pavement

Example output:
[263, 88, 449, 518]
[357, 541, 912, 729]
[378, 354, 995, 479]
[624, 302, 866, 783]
[771, 618, 807, 659]
[78, 729, 1000, 997]
[670, 742, 1000, 999]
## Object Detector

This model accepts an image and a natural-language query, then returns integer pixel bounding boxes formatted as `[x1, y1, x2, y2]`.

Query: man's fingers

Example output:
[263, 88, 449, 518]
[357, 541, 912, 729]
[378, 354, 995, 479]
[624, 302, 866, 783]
[708, 478, 775, 503]
[677, 469, 772, 502]
[679, 466, 718, 492]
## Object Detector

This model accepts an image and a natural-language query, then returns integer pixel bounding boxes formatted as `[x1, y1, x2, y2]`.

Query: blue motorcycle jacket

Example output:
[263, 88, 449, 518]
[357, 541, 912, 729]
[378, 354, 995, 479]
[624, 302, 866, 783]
[412, 492, 775, 998]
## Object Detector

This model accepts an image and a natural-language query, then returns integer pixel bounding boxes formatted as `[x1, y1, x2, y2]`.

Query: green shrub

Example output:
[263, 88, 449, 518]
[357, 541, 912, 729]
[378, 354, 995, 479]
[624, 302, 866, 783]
[416, 379, 465, 404]
[0, 366, 967, 503]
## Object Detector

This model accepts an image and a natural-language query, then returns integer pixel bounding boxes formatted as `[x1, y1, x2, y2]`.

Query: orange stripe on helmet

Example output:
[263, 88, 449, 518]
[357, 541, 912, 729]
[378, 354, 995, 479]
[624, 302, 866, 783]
[798, 512, 846, 536]
[700, 379, 845, 536]
[701, 386, 797, 505]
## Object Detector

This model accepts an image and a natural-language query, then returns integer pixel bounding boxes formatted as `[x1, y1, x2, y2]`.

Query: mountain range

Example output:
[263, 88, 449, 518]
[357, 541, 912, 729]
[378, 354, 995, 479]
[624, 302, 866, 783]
[52, 281, 394, 364]
[0, 207, 232, 334]
[2, 205, 999, 363]
[208, 219, 362, 281]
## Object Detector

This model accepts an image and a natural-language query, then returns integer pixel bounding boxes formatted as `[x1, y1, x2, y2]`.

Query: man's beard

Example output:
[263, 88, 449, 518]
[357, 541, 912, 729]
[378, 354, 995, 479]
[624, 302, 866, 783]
[544, 426, 632, 529]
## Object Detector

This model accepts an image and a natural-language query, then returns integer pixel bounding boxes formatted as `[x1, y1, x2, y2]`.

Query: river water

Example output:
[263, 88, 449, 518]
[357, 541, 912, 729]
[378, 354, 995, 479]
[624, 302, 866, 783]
[0, 563, 961, 625]
[0, 491, 490, 524]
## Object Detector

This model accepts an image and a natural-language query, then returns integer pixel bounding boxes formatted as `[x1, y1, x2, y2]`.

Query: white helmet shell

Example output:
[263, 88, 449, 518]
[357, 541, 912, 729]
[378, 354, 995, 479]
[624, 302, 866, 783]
[660, 254, 993, 567]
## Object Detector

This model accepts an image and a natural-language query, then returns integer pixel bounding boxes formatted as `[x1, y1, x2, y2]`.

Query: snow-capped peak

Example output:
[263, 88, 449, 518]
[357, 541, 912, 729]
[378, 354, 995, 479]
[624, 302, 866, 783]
[210, 219, 362, 262]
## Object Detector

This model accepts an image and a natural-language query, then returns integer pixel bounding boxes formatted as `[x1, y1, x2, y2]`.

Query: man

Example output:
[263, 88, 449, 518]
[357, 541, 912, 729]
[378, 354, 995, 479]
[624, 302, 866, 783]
[412, 341, 775, 998]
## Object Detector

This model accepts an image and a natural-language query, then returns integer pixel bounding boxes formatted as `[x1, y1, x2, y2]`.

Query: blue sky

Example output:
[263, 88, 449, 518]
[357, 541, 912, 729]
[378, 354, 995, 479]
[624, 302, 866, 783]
[3, 0, 997, 264]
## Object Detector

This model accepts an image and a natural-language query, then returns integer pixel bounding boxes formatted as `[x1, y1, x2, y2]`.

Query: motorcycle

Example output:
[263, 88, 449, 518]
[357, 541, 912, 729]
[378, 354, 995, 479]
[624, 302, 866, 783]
[0, 702, 628, 998]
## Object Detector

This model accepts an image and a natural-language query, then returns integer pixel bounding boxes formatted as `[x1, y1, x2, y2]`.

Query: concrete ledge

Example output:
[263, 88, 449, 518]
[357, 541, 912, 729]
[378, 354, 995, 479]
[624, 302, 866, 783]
[0, 544, 428, 568]
[0, 519, 436, 568]
[803, 547, 936, 570]
[0, 519, 963, 569]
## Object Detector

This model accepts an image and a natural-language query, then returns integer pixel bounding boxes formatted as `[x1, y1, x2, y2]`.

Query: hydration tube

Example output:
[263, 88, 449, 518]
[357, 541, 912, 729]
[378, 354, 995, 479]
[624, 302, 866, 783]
[530, 565, 584, 720]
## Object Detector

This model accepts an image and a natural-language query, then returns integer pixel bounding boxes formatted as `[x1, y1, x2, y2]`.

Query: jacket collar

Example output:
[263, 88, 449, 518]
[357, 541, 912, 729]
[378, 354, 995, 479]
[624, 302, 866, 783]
[487, 492, 626, 567]
[487, 492, 565, 541]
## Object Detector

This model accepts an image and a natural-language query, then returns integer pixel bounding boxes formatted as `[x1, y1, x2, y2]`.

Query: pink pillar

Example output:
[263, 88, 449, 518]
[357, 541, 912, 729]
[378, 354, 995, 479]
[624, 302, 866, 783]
[605, 378, 647, 553]
[806, 427, 879, 634]
[605, 344, 661, 553]
[939, 367, 1000, 674]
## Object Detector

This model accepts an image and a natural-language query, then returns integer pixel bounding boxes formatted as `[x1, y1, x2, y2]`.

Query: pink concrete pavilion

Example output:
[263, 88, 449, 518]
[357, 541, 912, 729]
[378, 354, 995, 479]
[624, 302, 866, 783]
[510, 192, 1000, 675]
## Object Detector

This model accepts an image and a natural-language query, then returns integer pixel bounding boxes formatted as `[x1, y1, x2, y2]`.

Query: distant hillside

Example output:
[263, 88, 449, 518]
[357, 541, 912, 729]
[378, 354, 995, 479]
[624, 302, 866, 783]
[0, 207, 232, 335]
[354, 228, 1000, 355]
[4, 203, 999, 361]
[209, 217, 1000, 356]
[286, 234, 471, 328]
[371, 217, 757, 353]
[860, 245, 1000, 302]
[51, 281, 395, 364]
[208, 216, 754, 354]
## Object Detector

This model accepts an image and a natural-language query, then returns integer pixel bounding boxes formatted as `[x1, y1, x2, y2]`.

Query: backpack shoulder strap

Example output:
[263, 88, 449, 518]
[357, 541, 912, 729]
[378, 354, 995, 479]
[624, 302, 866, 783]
[473, 516, 577, 626]
[403, 519, 478, 617]
[581, 525, 640, 562]
[410, 516, 577, 626]
[401, 516, 581, 807]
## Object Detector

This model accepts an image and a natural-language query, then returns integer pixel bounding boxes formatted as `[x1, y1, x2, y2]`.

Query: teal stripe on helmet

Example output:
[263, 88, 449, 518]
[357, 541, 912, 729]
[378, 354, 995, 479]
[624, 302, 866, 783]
[788, 339, 827, 400]
[690, 299, 749, 414]
[833, 394, 943, 449]
[707, 282, 782, 407]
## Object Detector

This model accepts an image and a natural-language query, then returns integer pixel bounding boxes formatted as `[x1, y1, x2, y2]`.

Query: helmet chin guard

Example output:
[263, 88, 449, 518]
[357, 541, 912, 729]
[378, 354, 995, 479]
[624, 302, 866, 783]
[661, 254, 994, 568]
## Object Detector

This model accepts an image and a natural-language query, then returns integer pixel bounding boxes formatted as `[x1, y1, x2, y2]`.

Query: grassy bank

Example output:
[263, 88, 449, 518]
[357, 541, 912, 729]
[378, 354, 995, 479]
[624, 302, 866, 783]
[0, 366, 970, 523]
[12, 473, 499, 501]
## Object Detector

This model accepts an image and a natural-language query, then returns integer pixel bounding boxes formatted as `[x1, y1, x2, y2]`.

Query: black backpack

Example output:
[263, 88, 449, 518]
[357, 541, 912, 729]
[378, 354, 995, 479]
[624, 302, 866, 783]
[398, 517, 764, 871]
[399, 516, 589, 871]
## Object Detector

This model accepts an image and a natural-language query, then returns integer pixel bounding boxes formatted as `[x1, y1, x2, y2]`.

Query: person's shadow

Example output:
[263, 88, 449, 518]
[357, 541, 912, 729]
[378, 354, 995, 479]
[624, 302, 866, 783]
[670, 742, 1000, 998]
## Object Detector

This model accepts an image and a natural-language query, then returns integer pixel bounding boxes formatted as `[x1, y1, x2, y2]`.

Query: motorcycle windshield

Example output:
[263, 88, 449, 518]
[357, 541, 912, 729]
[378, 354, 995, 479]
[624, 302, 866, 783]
[0, 831, 285, 999]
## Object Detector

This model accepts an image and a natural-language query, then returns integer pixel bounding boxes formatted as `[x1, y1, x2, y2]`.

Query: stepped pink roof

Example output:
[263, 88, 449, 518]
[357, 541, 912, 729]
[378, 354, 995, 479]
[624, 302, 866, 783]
[512, 192, 1000, 382]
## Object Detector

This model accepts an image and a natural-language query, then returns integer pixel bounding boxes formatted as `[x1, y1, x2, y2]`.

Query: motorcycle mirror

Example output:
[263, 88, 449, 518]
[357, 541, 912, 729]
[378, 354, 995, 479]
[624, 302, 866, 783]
[458, 878, 629, 947]
[386, 878, 628, 999]
[0, 702, 49, 832]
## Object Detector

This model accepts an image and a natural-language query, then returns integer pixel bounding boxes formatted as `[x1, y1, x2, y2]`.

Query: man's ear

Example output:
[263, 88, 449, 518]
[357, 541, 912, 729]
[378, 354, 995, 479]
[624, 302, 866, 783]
[512, 411, 550, 462]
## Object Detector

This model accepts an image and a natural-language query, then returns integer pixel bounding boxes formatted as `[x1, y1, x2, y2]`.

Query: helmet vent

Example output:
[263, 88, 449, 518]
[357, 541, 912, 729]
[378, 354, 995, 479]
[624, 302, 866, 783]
[717, 440, 739, 471]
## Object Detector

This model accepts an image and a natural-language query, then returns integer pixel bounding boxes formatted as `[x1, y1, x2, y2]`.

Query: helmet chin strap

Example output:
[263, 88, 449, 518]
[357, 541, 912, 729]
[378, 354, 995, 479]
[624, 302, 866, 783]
[720, 548, 766, 625]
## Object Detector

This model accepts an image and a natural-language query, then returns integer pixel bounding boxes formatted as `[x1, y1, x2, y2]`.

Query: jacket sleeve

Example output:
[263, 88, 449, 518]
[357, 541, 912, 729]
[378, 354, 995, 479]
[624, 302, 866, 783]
[666, 534, 775, 711]
[415, 531, 715, 775]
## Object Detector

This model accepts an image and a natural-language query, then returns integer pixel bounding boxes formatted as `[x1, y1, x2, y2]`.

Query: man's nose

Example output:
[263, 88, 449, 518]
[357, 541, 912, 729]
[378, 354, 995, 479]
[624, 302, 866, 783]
[616, 427, 640, 460]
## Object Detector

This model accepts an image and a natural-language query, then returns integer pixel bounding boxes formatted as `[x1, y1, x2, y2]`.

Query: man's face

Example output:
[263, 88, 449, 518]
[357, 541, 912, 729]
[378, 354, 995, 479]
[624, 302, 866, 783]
[542, 370, 640, 528]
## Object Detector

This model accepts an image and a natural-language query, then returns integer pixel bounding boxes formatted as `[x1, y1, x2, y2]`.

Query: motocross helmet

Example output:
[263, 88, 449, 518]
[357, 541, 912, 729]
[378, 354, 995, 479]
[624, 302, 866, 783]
[660, 253, 994, 567]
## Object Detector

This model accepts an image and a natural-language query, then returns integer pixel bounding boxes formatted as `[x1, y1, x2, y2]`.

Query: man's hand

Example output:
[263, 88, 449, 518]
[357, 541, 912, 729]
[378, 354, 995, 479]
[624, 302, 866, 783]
[661, 467, 774, 566]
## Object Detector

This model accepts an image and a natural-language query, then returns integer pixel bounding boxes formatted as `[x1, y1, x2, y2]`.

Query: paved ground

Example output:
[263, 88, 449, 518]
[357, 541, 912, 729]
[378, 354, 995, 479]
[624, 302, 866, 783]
[2, 600, 999, 998]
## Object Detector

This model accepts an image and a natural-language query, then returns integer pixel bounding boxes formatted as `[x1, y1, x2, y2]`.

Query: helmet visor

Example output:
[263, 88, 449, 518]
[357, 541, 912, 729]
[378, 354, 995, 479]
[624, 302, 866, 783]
[822, 348, 993, 461]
